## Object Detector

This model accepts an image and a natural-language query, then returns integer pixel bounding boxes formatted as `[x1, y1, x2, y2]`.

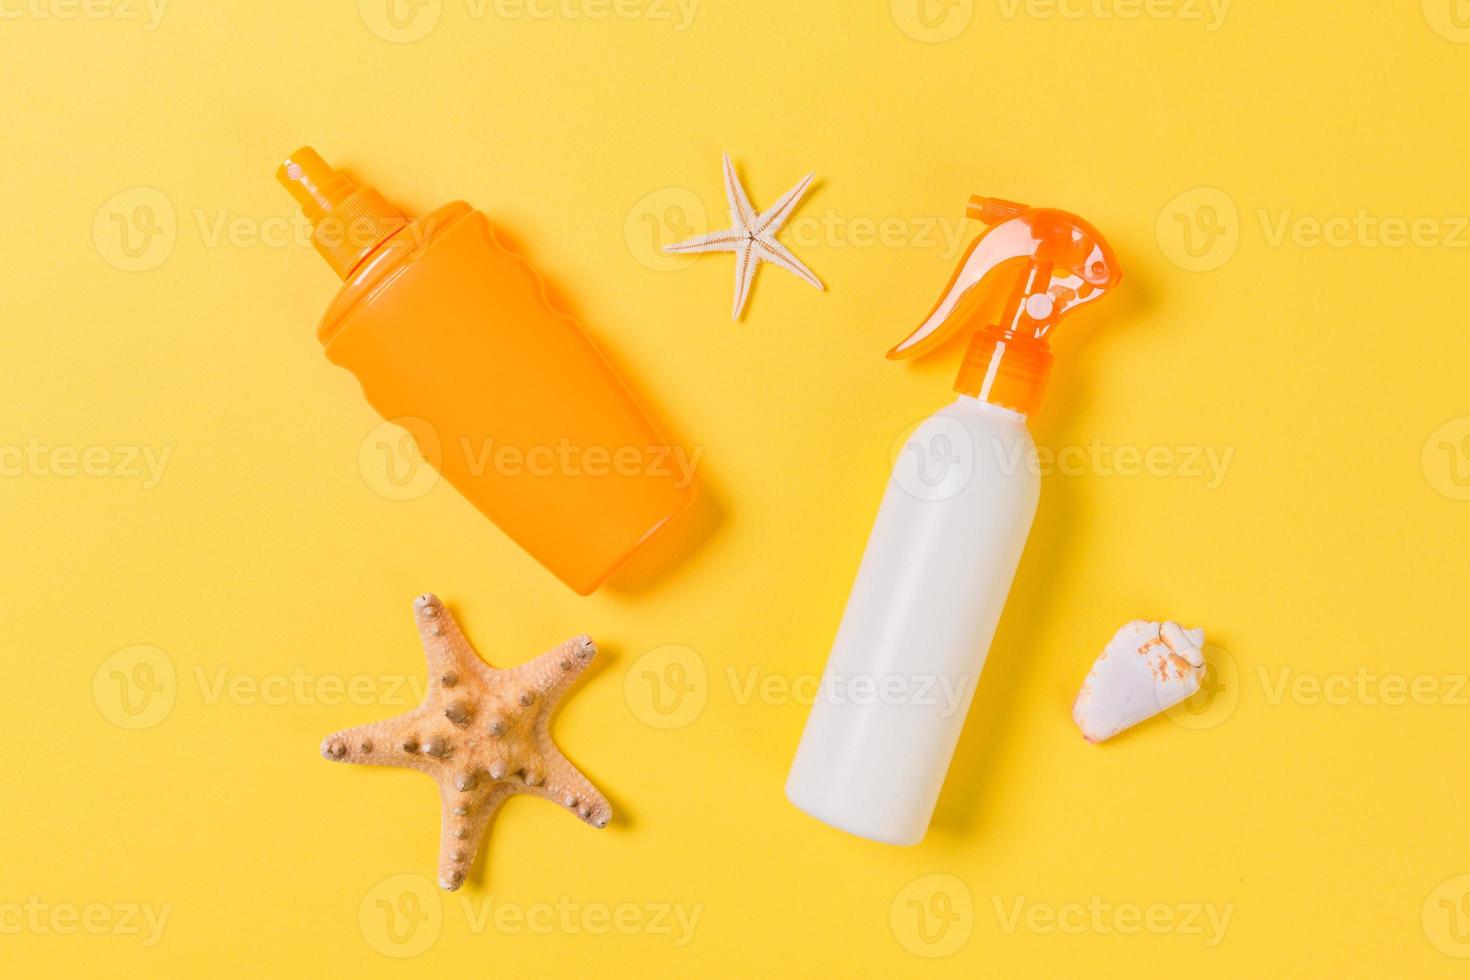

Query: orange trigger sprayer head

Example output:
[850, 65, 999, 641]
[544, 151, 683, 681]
[888, 195, 1122, 416]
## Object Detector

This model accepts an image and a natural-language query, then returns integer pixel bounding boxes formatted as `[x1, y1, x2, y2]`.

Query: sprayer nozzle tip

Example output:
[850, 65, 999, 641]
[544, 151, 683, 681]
[278, 145, 326, 180]
[276, 147, 356, 221]
[967, 196, 1031, 225]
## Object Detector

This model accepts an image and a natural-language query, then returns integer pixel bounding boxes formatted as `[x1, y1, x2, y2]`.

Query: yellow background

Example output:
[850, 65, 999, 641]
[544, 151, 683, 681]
[4, 0, 1470, 975]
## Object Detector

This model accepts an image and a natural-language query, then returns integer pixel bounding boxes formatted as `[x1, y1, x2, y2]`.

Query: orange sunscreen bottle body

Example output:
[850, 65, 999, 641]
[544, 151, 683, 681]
[280, 148, 695, 595]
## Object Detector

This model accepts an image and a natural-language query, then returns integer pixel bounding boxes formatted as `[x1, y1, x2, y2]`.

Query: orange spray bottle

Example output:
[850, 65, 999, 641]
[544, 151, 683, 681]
[278, 148, 697, 595]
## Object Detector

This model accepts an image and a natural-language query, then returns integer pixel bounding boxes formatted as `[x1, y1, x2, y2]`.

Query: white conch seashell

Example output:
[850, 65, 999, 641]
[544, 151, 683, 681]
[1072, 620, 1206, 743]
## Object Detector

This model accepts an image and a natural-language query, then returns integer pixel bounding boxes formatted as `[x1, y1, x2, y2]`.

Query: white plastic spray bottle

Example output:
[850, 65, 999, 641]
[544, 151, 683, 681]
[786, 197, 1122, 844]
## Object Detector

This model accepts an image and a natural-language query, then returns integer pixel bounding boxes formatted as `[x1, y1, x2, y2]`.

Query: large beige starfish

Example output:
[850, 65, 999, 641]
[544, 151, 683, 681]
[664, 153, 823, 319]
[320, 594, 612, 891]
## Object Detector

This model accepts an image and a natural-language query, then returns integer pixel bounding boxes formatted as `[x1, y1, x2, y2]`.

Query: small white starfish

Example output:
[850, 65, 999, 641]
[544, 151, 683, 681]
[664, 154, 823, 320]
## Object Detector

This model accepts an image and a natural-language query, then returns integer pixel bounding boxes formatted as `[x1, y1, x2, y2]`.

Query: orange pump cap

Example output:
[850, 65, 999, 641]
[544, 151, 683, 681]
[276, 147, 409, 279]
[889, 196, 1122, 416]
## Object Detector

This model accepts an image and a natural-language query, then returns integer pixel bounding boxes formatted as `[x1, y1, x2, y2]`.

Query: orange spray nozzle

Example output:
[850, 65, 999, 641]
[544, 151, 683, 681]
[888, 196, 1121, 416]
[276, 147, 408, 279]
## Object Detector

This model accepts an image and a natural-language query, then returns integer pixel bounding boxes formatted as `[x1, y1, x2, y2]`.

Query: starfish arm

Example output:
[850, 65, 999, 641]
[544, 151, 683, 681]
[504, 635, 600, 705]
[730, 241, 759, 320]
[662, 229, 743, 254]
[754, 237, 824, 291]
[412, 594, 493, 684]
[522, 743, 613, 829]
[754, 172, 815, 236]
[721, 153, 757, 231]
[320, 705, 446, 772]
[437, 780, 514, 891]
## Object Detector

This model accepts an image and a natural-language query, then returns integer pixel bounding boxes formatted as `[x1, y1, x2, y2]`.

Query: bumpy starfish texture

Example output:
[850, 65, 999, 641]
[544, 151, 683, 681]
[320, 594, 612, 891]
[664, 153, 823, 320]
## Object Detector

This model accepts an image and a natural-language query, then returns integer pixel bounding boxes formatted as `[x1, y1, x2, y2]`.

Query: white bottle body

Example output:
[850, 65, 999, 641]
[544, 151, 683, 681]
[786, 396, 1040, 845]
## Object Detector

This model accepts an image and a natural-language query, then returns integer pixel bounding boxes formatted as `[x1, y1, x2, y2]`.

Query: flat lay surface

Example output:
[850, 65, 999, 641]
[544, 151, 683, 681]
[3, 2, 1469, 976]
